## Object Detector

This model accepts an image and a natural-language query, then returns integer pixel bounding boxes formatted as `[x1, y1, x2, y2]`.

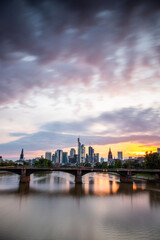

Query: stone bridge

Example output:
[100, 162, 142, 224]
[0, 167, 160, 184]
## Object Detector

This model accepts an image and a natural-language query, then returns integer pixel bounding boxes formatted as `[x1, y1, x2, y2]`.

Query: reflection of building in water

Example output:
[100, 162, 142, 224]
[83, 173, 120, 195]
[112, 181, 119, 194]
[133, 183, 137, 191]
[133, 182, 146, 191]
[92, 177, 119, 195]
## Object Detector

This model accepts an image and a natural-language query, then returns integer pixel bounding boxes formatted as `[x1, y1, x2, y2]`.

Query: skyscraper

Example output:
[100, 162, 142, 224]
[56, 150, 63, 164]
[118, 152, 123, 160]
[81, 144, 85, 163]
[94, 153, 99, 163]
[70, 148, 76, 158]
[78, 138, 86, 164]
[157, 148, 160, 156]
[78, 138, 81, 164]
[63, 152, 68, 164]
[89, 146, 94, 163]
[52, 154, 55, 162]
[45, 152, 52, 161]
[100, 157, 104, 163]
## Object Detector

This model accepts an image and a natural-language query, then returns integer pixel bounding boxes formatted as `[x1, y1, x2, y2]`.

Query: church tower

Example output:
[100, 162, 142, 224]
[108, 148, 113, 160]
[20, 148, 24, 160]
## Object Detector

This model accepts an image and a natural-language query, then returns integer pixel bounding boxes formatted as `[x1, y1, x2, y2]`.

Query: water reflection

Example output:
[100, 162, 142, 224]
[18, 181, 30, 194]
[0, 172, 160, 240]
[0, 172, 159, 199]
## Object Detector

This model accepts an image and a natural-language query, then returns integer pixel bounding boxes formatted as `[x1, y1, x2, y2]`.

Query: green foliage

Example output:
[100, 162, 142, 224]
[114, 159, 122, 168]
[0, 160, 15, 166]
[23, 161, 30, 166]
[144, 152, 160, 169]
[94, 162, 102, 168]
[84, 162, 91, 167]
[33, 158, 53, 167]
[123, 160, 132, 168]
[123, 159, 143, 169]
[102, 161, 108, 168]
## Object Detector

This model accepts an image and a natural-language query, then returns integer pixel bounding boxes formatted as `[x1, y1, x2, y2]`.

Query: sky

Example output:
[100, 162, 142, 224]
[0, 0, 160, 160]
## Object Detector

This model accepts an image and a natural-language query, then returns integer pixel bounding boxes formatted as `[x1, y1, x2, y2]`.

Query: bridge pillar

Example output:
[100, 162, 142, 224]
[20, 175, 30, 183]
[75, 169, 82, 184]
[20, 168, 30, 183]
[18, 182, 30, 193]
[120, 171, 133, 183]
[120, 176, 133, 183]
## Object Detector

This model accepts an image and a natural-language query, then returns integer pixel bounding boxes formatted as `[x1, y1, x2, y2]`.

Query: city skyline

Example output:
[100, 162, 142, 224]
[1, 137, 160, 160]
[0, 1, 160, 159]
[4, 143, 160, 162]
[0, 2, 160, 240]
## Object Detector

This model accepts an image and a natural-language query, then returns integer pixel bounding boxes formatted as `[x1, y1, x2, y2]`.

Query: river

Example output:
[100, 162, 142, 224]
[0, 171, 160, 240]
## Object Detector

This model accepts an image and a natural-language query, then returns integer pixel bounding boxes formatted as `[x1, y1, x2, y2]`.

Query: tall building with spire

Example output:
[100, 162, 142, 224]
[20, 148, 24, 160]
[108, 148, 113, 160]
[78, 138, 86, 164]
[78, 138, 81, 164]
[108, 148, 113, 165]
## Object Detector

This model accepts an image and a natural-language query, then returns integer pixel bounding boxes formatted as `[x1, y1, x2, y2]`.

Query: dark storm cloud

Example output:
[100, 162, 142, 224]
[0, 0, 160, 104]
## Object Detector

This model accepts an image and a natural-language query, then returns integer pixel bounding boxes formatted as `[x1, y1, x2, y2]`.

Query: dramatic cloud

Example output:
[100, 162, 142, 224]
[0, 131, 160, 156]
[0, 0, 160, 104]
[1, 106, 160, 155]
[0, 1, 160, 157]
[43, 107, 160, 136]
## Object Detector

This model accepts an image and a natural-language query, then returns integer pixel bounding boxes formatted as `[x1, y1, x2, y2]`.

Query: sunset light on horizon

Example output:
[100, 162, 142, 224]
[0, 0, 160, 160]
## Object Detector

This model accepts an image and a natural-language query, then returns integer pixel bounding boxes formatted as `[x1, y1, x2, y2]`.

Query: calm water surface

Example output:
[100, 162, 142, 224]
[0, 171, 160, 240]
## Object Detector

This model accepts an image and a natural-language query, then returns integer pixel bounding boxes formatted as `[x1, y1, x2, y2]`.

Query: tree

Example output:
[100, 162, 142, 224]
[144, 152, 160, 169]
[0, 160, 15, 166]
[123, 160, 131, 169]
[102, 161, 108, 168]
[84, 162, 91, 167]
[95, 162, 102, 168]
[23, 161, 30, 166]
[33, 158, 53, 167]
[114, 159, 122, 168]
